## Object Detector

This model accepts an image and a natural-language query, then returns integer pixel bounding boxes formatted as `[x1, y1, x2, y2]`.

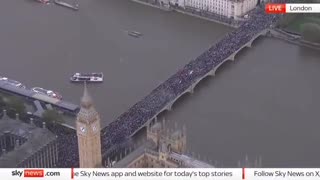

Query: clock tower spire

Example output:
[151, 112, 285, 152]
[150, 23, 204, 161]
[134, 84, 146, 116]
[76, 82, 102, 168]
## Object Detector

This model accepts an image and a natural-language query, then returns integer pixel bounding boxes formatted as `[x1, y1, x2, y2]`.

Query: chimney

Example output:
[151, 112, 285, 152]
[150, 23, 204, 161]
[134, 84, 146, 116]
[107, 157, 111, 167]
[30, 118, 34, 125]
[162, 118, 166, 130]
[182, 124, 187, 136]
[14, 140, 20, 150]
[2, 109, 7, 118]
[214, 160, 218, 167]
[15, 113, 19, 120]
[42, 122, 46, 129]
[146, 122, 150, 132]
[258, 156, 262, 168]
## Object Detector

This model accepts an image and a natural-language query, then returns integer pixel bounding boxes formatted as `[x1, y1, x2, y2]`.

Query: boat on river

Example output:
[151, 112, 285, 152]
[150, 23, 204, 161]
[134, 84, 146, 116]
[54, 0, 79, 11]
[70, 72, 104, 82]
[127, 31, 143, 38]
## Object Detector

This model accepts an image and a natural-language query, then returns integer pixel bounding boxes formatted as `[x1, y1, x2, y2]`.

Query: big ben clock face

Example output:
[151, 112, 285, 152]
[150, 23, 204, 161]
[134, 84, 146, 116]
[80, 126, 86, 133]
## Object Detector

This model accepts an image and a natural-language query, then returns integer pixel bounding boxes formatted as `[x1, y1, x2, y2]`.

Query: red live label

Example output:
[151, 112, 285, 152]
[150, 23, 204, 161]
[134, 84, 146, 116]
[265, 3, 286, 14]
[24, 169, 44, 178]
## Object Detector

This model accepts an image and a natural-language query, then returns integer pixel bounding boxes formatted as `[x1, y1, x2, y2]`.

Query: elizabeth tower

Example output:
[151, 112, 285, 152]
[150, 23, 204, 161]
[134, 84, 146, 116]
[76, 83, 102, 168]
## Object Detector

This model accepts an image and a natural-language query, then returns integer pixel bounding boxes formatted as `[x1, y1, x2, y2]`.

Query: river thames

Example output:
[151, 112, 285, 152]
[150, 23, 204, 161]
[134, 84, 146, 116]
[1, 0, 320, 167]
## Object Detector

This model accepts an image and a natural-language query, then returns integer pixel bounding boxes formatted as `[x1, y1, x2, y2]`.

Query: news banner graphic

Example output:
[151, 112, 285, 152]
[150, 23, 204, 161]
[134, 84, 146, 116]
[3, 168, 320, 180]
[266, 3, 320, 14]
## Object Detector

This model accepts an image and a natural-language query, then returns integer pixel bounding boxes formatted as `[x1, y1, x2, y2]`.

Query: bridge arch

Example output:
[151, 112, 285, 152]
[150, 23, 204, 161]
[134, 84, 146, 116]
[185, 83, 198, 94]
[226, 29, 270, 62]
[157, 109, 170, 118]
[170, 92, 192, 111]
[247, 29, 269, 47]
[235, 46, 250, 59]
[165, 102, 174, 111]
[194, 74, 214, 90]
[213, 58, 233, 74]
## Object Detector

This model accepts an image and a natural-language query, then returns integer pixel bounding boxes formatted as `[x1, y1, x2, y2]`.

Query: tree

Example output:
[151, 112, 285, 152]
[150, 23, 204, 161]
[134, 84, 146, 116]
[301, 23, 320, 43]
[42, 109, 64, 125]
[6, 96, 26, 116]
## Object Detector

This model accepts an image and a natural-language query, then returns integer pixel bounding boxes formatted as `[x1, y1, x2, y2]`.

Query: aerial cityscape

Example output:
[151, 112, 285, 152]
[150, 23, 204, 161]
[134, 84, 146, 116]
[0, 0, 320, 169]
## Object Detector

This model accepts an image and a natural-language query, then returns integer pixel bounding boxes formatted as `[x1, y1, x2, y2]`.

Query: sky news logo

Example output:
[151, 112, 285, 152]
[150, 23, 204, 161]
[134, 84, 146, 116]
[265, 4, 286, 14]
[12, 169, 44, 178]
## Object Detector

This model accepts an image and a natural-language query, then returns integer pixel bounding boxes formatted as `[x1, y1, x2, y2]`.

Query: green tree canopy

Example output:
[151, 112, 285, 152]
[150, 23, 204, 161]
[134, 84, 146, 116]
[6, 96, 26, 116]
[42, 109, 64, 125]
[301, 23, 320, 43]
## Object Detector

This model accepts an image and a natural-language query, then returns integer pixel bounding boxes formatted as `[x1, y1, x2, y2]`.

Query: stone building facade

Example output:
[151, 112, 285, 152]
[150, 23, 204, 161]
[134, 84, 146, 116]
[0, 111, 58, 168]
[111, 120, 214, 168]
[168, 0, 258, 19]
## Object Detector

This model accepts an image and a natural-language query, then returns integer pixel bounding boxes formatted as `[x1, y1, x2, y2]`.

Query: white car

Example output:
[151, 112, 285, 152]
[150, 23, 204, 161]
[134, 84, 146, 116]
[32, 87, 62, 100]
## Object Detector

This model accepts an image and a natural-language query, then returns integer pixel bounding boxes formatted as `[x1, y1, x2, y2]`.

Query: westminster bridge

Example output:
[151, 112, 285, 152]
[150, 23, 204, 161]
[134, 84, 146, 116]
[128, 28, 270, 136]
[99, 6, 280, 158]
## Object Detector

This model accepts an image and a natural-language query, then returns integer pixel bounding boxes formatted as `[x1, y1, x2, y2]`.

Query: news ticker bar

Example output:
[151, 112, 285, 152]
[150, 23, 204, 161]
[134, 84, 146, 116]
[2, 168, 320, 180]
[266, 3, 320, 14]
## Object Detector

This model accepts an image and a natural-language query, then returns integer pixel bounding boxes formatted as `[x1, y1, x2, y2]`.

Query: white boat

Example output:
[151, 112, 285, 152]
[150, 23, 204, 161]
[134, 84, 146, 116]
[0, 77, 26, 89]
[128, 31, 142, 38]
[54, 0, 79, 11]
[70, 72, 103, 82]
[32, 87, 62, 100]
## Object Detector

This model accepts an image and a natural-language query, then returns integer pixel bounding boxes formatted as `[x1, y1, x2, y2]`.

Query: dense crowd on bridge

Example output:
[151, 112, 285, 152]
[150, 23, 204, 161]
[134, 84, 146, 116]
[100, 6, 280, 152]
[55, 5, 282, 167]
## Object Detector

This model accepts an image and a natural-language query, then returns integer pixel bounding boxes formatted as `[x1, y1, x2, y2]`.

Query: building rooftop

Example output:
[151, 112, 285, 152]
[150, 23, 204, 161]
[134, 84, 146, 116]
[113, 145, 146, 168]
[170, 152, 214, 168]
[113, 141, 156, 168]
[112, 139, 214, 168]
[0, 114, 56, 167]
